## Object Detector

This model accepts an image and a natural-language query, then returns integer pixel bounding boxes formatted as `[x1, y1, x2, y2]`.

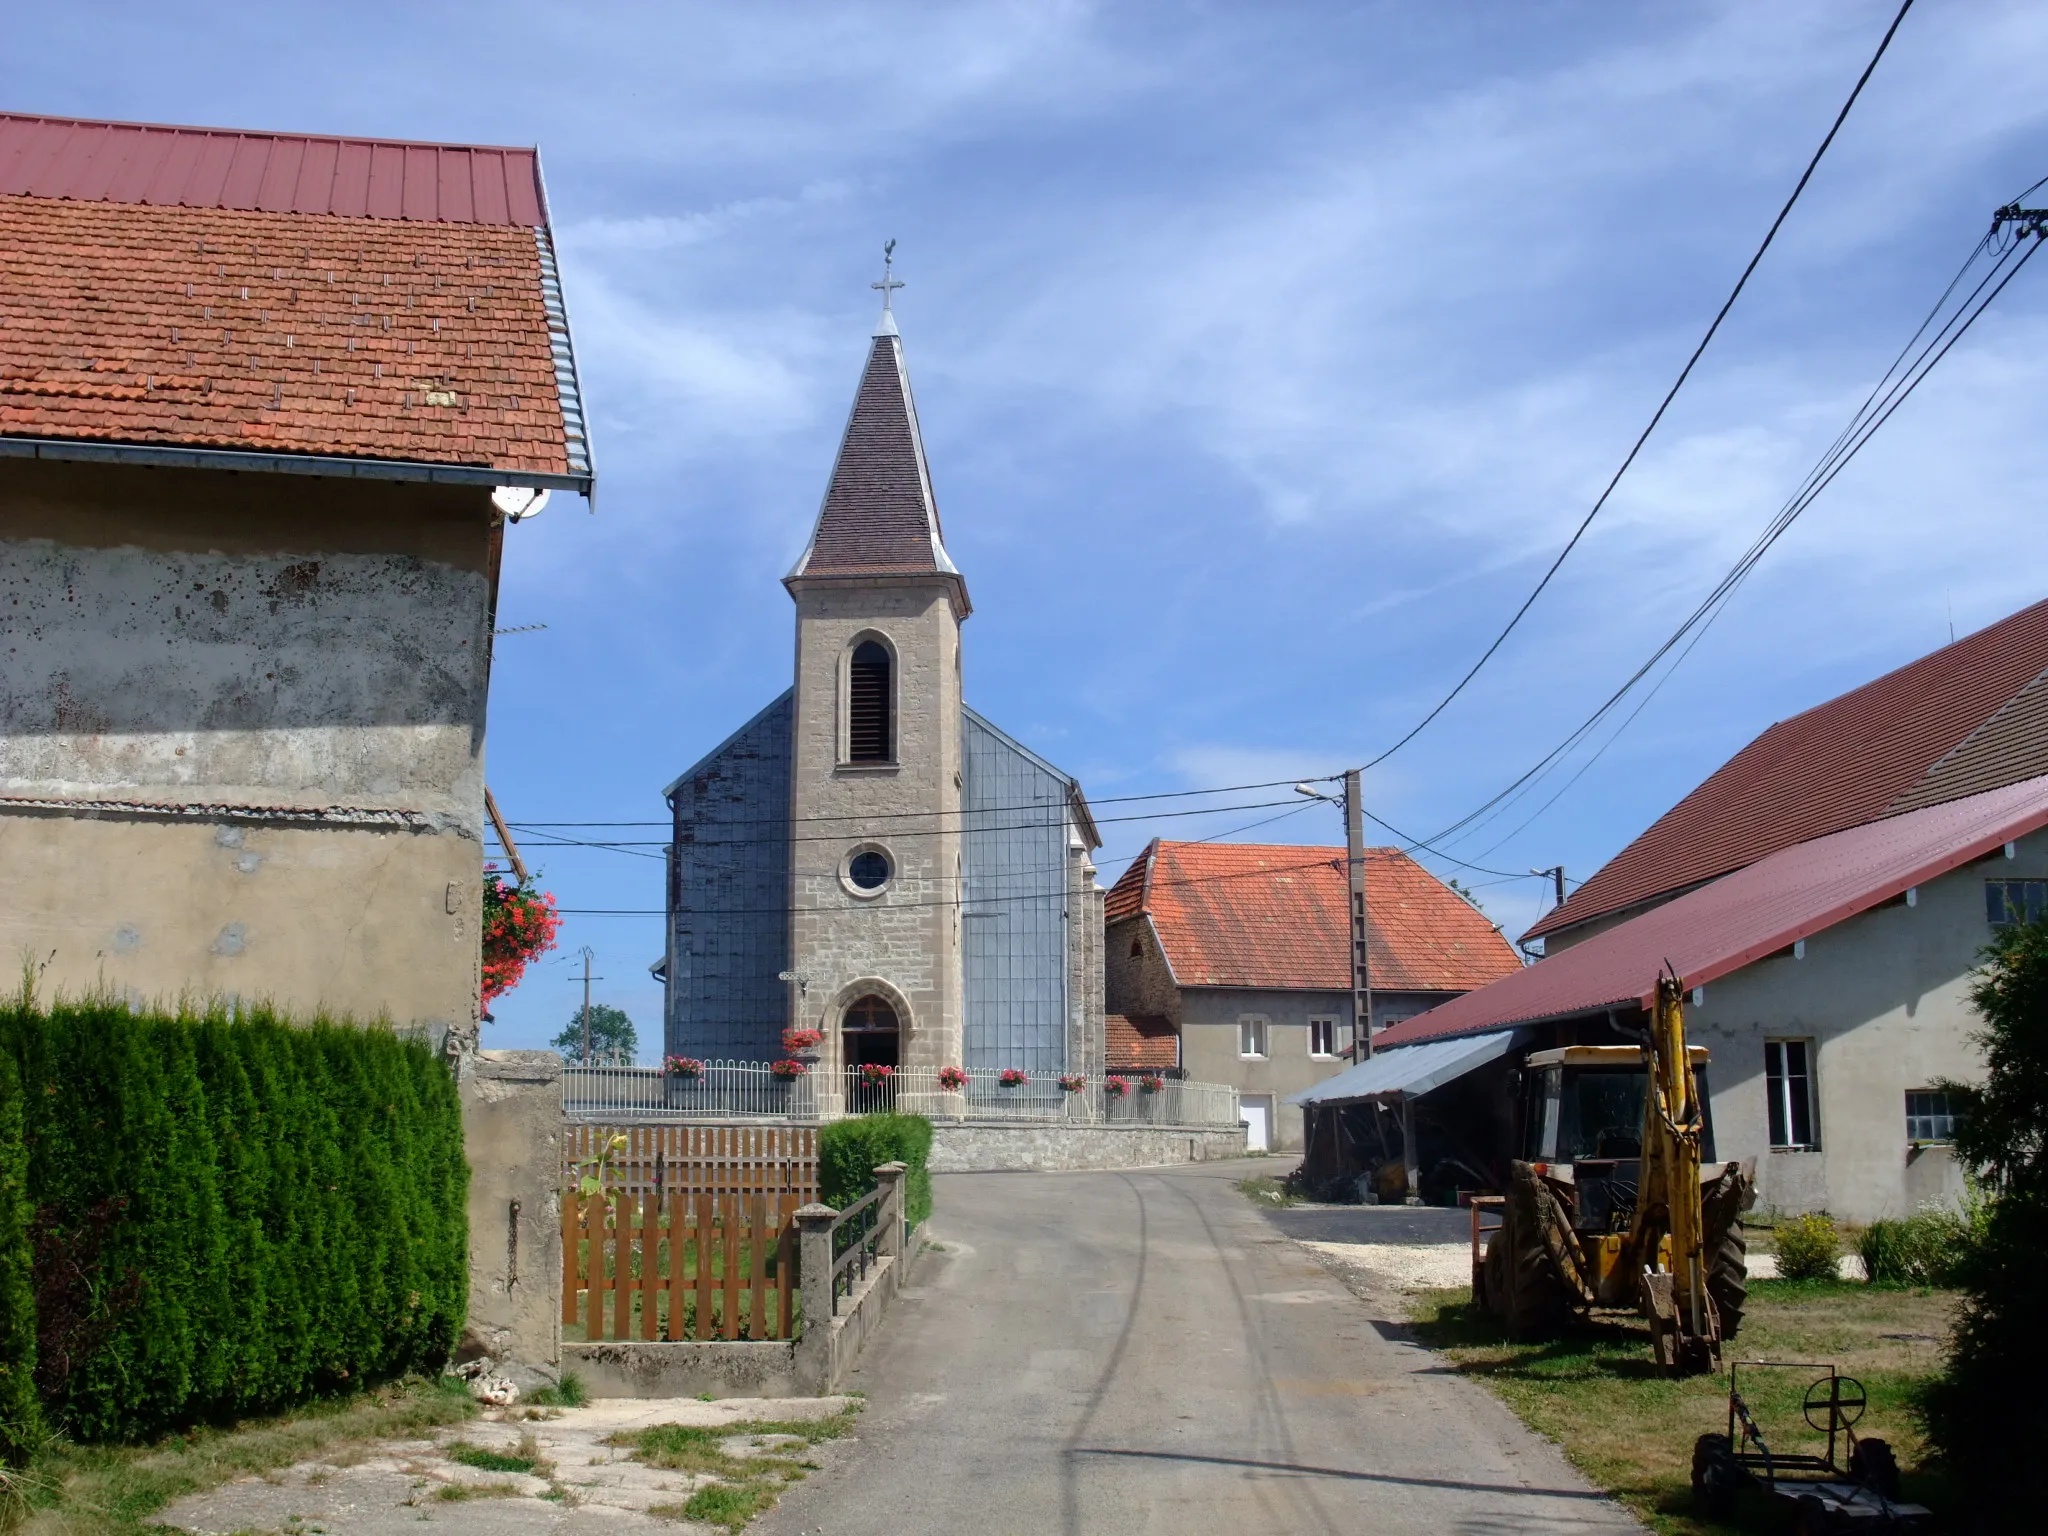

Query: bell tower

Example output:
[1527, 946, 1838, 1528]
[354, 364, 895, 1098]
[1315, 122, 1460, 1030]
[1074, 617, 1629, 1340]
[783, 251, 969, 1109]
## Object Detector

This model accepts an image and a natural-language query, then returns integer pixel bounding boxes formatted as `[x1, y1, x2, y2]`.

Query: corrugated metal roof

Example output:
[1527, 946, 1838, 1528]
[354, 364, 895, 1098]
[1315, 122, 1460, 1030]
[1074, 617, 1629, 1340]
[1380, 772, 2048, 1049]
[1526, 598, 2048, 944]
[1101, 840, 1523, 994]
[0, 112, 545, 225]
[1289, 1027, 1525, 1106]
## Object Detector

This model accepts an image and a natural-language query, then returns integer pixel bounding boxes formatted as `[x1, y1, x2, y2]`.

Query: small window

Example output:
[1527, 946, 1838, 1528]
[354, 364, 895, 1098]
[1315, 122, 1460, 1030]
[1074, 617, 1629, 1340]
[1986, 879, 2048, 926]
[1238, 1017, 1268, 1059]
[1308, 1017, 1337, 1058]
[848, 640, 893, 762]
[1129, 937, 1142, 959]
[1765, 1039, 1818, 1151]
[1906, 1090, 1957, 1145]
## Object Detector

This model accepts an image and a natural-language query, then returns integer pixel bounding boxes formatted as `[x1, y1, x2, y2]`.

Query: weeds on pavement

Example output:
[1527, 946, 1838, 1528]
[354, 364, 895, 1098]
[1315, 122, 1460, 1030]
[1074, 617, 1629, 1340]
[618, 1407, 859, 1530]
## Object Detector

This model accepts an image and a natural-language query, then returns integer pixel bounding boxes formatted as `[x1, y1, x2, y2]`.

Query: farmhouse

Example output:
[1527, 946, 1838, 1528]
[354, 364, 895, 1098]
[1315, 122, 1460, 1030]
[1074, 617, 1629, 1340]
[0, 111, 590, 1040]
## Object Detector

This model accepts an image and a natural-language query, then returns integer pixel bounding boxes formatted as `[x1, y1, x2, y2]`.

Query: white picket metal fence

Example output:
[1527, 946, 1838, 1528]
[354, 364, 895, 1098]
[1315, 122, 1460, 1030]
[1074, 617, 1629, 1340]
[562, 1061, 1240, 1129]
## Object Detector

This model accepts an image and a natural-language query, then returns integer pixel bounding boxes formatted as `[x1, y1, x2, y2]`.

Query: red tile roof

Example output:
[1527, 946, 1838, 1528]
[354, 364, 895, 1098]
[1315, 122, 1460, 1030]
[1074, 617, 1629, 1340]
[786, 328, 964, 606]
[1103, 840, 1522, 994]
[1526, 598, 2048, 944]
[0, 113, 588, 487]
[1106, 1014, 1178, 1073]
[1381, 772, 2048, 1049]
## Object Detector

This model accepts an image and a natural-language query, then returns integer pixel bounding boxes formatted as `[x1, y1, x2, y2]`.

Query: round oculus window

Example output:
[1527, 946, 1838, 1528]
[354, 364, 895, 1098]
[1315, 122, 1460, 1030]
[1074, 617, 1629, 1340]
[847, 849, 892, 891]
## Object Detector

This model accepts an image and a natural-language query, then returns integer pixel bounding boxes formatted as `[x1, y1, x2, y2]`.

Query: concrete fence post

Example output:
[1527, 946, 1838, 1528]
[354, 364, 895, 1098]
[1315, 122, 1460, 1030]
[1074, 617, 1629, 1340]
[873, 1161, 907, 1258]
[795, 1202, 837, 1391]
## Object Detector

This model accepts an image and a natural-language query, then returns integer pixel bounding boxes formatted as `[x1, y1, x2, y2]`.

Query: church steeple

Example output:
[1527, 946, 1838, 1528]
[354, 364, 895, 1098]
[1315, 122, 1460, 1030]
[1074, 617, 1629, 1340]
[784, 249, 967, 614]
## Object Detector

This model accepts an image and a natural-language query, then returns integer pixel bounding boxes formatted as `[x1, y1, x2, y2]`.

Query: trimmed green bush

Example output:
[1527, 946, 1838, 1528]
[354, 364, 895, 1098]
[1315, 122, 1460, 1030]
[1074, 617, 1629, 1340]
[0, 1047, 38, 1467]
[0, 999, 468, 1442]
[1859, 1199, 1984, 1286]
[1773, 1211, 1840, 1281]
[819, 1114, 932, 1228]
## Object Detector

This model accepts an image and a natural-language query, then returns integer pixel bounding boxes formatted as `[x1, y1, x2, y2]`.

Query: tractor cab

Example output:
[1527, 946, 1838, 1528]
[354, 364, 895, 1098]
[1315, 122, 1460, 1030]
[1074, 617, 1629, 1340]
[1518, 1045, 1718, 1235]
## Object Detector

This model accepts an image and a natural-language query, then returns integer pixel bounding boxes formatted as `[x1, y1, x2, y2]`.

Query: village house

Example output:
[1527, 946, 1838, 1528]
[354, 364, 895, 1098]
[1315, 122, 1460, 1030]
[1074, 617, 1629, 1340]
[0, 111, 591, 1042]
[1323, 598, 2048, 1221]
[661, 283, 1107, 1111]
[1104, 839, 1522, 1151]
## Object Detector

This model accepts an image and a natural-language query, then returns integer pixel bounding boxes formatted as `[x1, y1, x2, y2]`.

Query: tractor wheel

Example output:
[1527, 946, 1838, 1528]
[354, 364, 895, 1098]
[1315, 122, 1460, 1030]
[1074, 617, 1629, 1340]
[1701, 1163, 1756, 1340]
[1489, 1162, 1574, 1338]
[1691, 1433, 1740, 1519]
[1850, 1437, 1902, 1501]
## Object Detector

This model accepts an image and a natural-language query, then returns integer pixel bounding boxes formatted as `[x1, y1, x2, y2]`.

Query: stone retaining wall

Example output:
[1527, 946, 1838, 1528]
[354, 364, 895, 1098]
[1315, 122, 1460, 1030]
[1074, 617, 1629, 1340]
[929, 1121, 1245, 1172]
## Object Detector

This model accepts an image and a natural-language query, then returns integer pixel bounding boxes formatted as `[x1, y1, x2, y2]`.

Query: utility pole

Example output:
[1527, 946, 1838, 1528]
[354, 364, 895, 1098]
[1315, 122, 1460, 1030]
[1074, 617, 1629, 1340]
[576, 947, 600, 1064]
[1345, 768, 1372, 1062]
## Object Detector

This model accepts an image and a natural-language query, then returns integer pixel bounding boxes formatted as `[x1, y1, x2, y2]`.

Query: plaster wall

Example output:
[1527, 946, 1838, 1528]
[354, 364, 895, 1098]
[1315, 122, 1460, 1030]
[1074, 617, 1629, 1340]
[0, 460, 497, 1032]
[460, 1051, 564, 1374]
[787, 579, 964, 1095]
[1688, 829, 2048, 1223]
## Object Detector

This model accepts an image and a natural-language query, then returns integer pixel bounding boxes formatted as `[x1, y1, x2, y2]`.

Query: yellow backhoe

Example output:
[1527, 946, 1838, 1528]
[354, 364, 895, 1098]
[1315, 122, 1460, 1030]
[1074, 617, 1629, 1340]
[1477, 972, 1754, 1374]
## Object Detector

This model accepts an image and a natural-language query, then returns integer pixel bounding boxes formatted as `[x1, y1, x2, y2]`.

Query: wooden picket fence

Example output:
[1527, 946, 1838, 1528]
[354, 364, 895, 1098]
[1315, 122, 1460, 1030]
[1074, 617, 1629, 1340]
[560, 1125, 816, 1343]
[561, 1123, 818, 1204]
[561, 1188, 801, 1342]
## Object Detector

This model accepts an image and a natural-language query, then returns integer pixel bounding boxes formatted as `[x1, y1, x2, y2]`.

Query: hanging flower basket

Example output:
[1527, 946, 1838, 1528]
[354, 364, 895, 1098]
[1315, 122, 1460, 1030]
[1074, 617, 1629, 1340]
[770, 1059, 809, 1081]
[1103, 1076, 1130, 1098]
[858, 1063, 895, 1088]
[1139, 1074, 1165, 1095]
[783, 1027, 824, 1054]
[999, 1068, 1030, 1088]
[480, 866, 561, 1006]
[664, 1055, 705, 1080]
[1058, 1074, 1087, 1093]
[937, 1065, 970, 1091]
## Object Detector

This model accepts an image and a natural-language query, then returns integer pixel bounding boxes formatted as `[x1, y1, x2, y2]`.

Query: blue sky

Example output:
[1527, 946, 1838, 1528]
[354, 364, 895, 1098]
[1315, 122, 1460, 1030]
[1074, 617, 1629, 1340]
[13, 1, 2048, 1057]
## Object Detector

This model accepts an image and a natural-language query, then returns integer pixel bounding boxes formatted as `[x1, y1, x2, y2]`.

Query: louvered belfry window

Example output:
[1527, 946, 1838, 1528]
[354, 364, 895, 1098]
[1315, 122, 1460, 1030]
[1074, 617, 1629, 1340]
[848, 640, 893, 761]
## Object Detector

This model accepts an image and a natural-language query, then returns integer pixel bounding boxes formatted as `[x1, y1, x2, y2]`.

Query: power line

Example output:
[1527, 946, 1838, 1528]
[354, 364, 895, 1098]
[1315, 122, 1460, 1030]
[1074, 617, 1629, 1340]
[1417, 202, 2045, 856]
[1360, 0, 1918, 772]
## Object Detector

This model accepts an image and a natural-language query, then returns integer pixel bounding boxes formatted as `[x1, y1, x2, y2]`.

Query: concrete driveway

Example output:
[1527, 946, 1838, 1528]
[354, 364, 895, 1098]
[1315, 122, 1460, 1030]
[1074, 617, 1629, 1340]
[761, 1159, 1638, 1536]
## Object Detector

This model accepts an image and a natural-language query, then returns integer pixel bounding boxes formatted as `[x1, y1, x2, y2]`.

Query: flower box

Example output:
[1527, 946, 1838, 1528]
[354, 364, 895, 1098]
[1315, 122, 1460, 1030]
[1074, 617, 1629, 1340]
[998, 1068, 1030, 1087]
[1103, 1076, 1130, 1098]
[937, 1065, 970, 1091]
[663, 1056, 705, 1080]
[783, 1027, 824, 1054]
[858, 1063, 895, 1088]
[1057, 1075, 1087, 1093]
[770, 1059, 809, 1081]
[1139, 1075, 1165, 1095]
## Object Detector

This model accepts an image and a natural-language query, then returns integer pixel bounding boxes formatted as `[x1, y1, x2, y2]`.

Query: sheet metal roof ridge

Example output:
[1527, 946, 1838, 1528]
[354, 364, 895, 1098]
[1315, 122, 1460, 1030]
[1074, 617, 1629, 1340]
[0, 433, 590, 493]
[1378, 771, 2048, 1049]
[0, 111, 548, 226]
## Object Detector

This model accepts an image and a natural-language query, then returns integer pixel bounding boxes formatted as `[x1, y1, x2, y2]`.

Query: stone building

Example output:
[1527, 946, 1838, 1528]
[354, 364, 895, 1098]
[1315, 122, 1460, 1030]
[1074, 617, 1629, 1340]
[0, 112, 591, 1040]
[662, 293, 1104, 1104]
[1104, 839, 1522, 1150]
[1357, 597, 2048, 1221]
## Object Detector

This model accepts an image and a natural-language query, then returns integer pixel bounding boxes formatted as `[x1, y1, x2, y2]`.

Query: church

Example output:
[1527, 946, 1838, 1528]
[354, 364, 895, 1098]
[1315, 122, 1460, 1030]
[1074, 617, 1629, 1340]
[661, 271, 1107, 1110]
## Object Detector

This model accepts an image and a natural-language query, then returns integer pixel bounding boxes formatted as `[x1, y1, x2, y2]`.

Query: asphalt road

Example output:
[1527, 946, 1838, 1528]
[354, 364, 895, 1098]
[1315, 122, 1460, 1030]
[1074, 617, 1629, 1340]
[760, 1159, 1639, 1536]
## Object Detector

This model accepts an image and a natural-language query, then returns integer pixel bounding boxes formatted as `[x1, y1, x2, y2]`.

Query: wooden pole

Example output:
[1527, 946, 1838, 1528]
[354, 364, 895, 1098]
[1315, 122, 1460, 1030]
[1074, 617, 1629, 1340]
[484, 787, 528, 883]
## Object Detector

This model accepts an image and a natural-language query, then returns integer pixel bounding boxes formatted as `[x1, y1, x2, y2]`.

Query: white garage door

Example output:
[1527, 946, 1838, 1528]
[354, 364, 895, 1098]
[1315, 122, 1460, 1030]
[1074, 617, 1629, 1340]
[1242, 1097, 1272, 1153]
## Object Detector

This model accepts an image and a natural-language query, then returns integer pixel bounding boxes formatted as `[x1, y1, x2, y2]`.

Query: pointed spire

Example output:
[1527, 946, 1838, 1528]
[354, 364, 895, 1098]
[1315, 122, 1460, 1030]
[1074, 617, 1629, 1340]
[785, 254, 967, 610]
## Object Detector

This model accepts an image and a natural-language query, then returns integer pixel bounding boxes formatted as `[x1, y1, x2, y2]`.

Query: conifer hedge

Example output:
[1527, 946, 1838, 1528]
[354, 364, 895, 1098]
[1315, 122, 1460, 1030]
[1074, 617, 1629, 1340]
[0, 1047, 37, 1466]
[819, 1113, 933, 1228]
[0, 999, 468, 1443]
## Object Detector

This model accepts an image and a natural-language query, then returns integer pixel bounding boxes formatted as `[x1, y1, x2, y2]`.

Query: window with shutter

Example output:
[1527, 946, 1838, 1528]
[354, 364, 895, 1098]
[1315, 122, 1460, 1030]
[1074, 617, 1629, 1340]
[848, 640, 893, 761]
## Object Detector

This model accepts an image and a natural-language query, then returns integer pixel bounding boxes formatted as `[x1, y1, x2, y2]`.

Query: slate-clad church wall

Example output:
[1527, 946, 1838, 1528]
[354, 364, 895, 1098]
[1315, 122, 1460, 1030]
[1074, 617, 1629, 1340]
[666, 692, 793, 1062]
[961, 709, 1069, 1076]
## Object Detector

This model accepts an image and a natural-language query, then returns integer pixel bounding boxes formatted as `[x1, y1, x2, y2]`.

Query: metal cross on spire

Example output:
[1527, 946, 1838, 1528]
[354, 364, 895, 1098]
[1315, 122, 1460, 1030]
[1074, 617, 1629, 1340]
[872, 238, 904, 313]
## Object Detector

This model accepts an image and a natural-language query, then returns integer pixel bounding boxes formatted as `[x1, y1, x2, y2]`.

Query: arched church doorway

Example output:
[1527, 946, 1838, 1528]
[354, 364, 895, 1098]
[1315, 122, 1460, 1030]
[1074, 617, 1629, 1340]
[842, 994, 900, 1112]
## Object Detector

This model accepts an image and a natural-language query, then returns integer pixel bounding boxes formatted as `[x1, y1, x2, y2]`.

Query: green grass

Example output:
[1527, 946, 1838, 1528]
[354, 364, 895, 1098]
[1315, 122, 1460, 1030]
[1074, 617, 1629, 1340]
[620, 1407, 859, 1530]
[520, 1373, 588, 1409]
[1406, 1278, 1954, 1534]
[432, 1481, 523, 1502]
[444, 1443, 536, 1475]
[8, 1376, 476, 1536]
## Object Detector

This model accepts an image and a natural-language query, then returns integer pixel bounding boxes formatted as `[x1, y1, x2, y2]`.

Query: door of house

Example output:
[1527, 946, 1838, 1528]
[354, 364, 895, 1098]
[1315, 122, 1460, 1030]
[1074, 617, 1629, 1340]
[842, 994, 901, 1114]
[1242, 1096, 1272, 1153]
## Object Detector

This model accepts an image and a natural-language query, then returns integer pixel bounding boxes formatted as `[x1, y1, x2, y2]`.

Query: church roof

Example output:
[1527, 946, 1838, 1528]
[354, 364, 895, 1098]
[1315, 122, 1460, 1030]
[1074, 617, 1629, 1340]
[785, 323, 966, 608]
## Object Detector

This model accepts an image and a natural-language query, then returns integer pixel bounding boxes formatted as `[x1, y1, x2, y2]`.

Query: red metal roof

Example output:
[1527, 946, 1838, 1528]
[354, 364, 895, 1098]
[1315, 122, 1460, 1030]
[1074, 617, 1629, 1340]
[1526, 598, 2048, 944]
[0, 113, 544, 225]
[0, 114, 588, 485]
[1380, 772, 2048, 1048]
[1102, 840, 1523, 994]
